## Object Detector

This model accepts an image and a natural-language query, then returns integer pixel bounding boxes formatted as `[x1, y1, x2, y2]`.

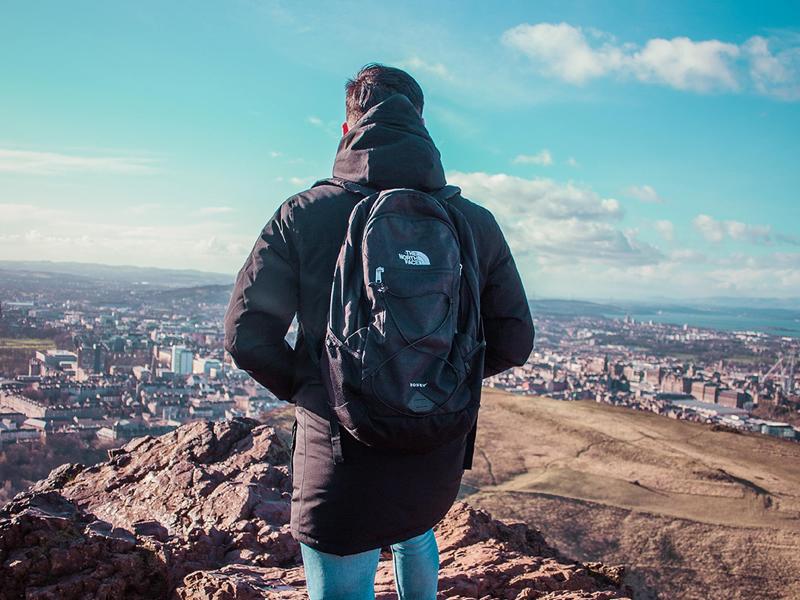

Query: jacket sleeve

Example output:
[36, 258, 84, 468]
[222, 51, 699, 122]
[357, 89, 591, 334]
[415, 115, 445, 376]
[223, 200, 299, 401]
[481, 214, 535, 378]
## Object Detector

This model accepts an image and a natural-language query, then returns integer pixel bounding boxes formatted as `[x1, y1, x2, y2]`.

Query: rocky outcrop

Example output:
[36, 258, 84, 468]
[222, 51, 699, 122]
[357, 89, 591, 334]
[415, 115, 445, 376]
[0, 417, 632, 599]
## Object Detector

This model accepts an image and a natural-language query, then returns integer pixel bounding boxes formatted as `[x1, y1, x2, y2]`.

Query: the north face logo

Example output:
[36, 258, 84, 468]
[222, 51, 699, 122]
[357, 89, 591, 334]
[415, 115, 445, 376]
[398, 250, 430, 265]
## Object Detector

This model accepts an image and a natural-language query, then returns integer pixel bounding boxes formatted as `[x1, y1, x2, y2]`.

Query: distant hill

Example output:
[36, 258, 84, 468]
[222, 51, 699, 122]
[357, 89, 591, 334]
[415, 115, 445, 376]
[2, 260, 796, 310]
[530, 298, 625, 317]
[0, 260, 233, 288]
[670, 296, 800, 311]
[149, 284, 234, 305]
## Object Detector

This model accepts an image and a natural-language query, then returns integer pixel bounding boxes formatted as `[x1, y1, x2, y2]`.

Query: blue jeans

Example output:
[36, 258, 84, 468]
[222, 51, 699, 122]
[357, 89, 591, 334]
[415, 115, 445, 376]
[299, 527, 439, 599]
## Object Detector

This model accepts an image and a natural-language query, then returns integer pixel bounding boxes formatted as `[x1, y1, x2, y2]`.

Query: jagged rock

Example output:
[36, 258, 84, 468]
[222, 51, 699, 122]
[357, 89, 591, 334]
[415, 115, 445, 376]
[0, 417, 632, 599]
[177, 565, 306, 599]
[424, 502, 628, 599]
[0, 494, 166, 599]
[175, 502, 631, 600]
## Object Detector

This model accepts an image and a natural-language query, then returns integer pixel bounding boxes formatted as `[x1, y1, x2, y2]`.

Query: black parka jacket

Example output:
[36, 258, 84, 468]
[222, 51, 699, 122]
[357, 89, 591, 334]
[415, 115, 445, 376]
[224, 94, 534, 555]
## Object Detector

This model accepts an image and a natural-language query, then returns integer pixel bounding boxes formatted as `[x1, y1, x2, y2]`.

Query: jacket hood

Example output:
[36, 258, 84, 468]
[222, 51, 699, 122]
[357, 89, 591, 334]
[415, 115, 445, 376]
[331, 93, 446, 192]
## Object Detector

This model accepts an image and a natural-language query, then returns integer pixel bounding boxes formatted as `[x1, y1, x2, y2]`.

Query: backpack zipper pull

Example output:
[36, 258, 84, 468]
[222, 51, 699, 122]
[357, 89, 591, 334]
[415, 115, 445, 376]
[370, 267, 388, 293]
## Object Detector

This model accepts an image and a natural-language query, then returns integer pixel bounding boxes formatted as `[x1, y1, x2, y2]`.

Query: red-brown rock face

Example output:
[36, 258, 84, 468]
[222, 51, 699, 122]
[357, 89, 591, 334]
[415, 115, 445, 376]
[0, 417, 632, 599]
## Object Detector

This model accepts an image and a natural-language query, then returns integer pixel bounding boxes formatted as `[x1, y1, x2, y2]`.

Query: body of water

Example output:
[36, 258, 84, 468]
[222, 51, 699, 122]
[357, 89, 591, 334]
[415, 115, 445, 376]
[612, 307, 800, 339]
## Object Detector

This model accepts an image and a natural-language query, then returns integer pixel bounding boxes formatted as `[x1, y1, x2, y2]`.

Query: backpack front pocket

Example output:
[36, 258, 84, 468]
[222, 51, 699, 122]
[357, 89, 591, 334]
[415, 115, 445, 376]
[361, 265, 462, 417]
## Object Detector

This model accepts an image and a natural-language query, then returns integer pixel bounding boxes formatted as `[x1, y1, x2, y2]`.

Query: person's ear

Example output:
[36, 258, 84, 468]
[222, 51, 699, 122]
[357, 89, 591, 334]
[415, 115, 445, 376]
[342, 121, 349, 135]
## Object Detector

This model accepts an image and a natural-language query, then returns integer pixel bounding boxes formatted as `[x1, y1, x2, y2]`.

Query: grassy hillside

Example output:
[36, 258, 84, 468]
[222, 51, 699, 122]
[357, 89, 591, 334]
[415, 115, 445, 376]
[460, 390, 800, 600]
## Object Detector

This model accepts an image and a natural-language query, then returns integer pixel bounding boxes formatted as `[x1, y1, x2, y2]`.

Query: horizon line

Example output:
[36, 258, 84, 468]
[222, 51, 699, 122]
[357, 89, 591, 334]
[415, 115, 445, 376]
[1, 258, 798, 306]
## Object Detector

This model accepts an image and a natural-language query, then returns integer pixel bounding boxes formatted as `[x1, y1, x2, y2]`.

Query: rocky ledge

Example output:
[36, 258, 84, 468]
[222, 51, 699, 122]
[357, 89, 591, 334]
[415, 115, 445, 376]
[0, 417, 632, 599]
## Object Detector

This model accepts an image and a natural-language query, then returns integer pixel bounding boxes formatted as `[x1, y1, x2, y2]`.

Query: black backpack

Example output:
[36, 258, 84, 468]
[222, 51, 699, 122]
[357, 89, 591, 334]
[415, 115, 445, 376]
[311, 177, 486, 470]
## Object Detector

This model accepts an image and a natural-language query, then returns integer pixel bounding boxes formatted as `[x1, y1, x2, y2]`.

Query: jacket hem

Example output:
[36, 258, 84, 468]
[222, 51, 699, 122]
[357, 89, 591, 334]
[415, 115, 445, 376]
[291, 501, 452, 556]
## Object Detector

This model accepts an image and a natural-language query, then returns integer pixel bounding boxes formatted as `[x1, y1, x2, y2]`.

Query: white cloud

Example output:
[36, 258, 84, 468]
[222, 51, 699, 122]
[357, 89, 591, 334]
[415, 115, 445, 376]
[724, 220, 771, 243]
[197, 206, 234, 216]
[289, 176, 313, 187]
[447, 170, 663, 266]
[669, 248, 704, 261]
[0, 213, 251, 272]
[400, 56, 454, 81]
[655, 219, 674, 241]
[0, 195, 259, 273]
[626, 184, 663, 203]
[502, 22, 800, 98]
[565, 157, 579, 167]
[744, 35, 800, 101]
[0, 203, 66, 221]
[0, 229, 93, 248]
[0, 148, 157, 175]
[124, 203, 162, 216]
[269, 151, 282, 158]
[706, 258, 800, 293]
[194, 235, 246, 256]
[632, 37, 740, 92]
[502, 23, 624, 84]
[533, 249, 800, 298]
[305, 116, 341, 139]
[513, 150, 554, 166]
[693, 213, 789, 245]
[450, 171, 622, 221]
[693, 214, 725, 242]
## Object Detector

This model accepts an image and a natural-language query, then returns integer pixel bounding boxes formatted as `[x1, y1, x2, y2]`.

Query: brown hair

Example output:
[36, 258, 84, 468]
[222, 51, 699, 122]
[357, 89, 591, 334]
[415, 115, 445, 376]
[345, 63, 424, 125]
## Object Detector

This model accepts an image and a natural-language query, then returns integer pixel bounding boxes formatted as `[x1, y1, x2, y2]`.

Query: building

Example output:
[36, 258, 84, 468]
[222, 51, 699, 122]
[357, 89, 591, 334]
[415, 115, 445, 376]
[30, 350, 79, 378]
[0, 419, 41, 445]
[644, 367, 665, 388]
[92, 343, 106, 373]
[661, 373, 695, 394]
[193, 357, 223, 378]
[233, 390, 279, 418]
[96, 419, 176, 441]
[759, 421, 797, 440]
[670, 398, 749, 419]
[189, 396, 235, 420]
[171, 346, 194, 376]
[691, 380, 719, 404]
[717, 388, 750, 409]
[0, 393, 102, 420]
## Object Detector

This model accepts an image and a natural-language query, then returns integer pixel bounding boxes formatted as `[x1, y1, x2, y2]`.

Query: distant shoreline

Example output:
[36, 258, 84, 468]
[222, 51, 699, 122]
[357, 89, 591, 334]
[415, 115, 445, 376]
[529, 297, 800, 339]
[603, 309, 800, 339]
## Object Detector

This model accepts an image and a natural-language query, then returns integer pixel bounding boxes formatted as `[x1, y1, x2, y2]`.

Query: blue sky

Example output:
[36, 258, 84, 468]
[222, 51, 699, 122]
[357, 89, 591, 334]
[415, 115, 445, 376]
[1, 0, 799, 300]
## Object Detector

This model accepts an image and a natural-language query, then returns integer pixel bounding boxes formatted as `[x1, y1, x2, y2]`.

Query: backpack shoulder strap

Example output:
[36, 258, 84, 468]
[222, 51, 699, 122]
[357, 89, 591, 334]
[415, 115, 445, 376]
[312, 177, 378, 197]
[432, 188, 480, 472]
[430, 184, 461, 202]
[307, 176, 379, 466]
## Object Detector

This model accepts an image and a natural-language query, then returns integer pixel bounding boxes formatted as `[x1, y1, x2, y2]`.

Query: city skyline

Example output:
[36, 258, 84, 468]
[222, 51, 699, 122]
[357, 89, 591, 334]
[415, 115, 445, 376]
[1, 1, 799, 300]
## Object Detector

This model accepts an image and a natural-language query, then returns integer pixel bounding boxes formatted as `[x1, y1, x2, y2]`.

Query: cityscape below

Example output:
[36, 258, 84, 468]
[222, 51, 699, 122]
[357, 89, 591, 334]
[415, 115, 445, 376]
[0, 261, 798, 504]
